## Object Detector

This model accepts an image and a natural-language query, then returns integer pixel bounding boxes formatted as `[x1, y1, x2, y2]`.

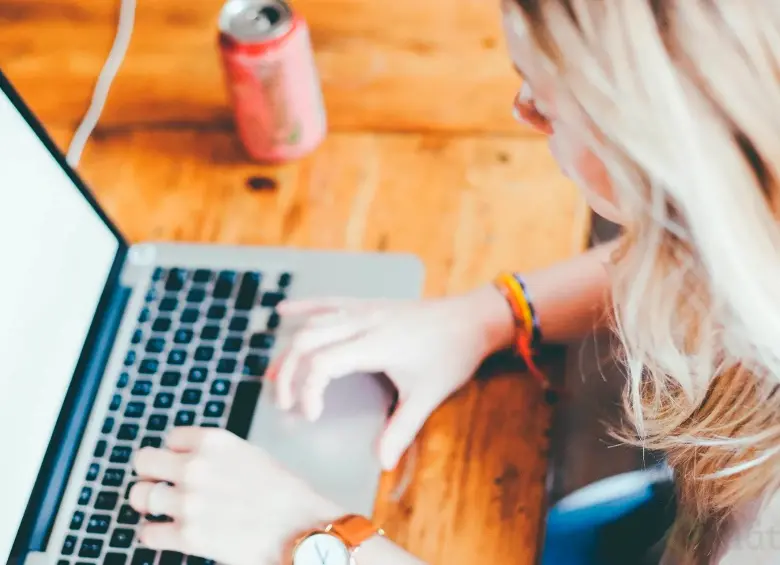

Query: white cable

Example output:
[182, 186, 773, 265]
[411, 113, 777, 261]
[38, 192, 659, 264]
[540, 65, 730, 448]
[66, 0, 136, 168]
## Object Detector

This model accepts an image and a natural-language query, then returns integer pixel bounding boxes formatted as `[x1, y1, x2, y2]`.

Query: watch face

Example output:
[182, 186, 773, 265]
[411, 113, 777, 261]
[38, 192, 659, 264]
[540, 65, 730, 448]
[293, 533, 351, 565]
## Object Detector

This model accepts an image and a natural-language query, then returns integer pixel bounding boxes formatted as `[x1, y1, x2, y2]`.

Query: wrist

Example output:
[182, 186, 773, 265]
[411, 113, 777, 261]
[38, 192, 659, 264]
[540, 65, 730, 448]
[462, 284, 516, 354]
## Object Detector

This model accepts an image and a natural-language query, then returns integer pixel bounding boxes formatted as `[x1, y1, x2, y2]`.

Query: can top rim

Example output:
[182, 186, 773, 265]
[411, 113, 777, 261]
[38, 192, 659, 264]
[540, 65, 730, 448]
[219, 0, 294, 43]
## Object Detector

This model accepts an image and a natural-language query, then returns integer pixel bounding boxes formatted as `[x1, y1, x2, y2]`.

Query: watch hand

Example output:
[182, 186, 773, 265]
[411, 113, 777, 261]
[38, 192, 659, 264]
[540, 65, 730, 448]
[314, 541, 327, 564]
[323, 549, 330, 563]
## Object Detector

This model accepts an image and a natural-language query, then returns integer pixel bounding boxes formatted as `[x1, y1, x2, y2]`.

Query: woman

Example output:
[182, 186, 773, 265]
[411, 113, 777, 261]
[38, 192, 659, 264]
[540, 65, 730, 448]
[129, 1, 780, 563]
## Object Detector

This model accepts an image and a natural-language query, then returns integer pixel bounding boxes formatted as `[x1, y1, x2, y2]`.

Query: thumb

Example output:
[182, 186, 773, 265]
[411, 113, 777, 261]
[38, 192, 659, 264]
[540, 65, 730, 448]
[379, 396, 438, 471]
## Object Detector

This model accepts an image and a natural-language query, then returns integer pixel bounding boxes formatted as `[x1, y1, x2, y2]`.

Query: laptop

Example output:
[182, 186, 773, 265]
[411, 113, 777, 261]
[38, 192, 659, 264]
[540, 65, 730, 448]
[0, 70, 424, 565]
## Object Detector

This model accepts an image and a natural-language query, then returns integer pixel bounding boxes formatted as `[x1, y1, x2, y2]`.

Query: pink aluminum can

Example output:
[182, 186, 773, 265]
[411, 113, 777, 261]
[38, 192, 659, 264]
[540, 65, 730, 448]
[218, 0, 327, 163]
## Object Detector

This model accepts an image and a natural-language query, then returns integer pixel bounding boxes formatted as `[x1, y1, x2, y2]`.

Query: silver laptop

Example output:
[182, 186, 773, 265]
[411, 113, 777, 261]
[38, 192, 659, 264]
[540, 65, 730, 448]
[0, 70, 424, 565]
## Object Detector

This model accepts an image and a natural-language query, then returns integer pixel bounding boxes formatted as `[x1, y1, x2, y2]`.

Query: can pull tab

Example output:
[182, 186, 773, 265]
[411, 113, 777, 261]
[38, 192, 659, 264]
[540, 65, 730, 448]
[250, 6, 281, 32]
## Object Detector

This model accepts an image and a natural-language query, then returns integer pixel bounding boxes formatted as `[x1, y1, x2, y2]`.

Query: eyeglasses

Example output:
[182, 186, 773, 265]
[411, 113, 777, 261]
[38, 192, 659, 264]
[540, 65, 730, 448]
[513, 91, 553, 135]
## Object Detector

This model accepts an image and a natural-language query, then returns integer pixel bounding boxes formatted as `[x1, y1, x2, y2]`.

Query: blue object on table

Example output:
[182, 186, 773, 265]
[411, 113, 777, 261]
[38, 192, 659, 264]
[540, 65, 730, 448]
[541, 466, 672, 565]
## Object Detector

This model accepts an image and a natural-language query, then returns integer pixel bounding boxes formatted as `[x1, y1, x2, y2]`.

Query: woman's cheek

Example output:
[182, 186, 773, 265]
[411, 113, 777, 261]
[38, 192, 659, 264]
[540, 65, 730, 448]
[549, 132, 624, 224]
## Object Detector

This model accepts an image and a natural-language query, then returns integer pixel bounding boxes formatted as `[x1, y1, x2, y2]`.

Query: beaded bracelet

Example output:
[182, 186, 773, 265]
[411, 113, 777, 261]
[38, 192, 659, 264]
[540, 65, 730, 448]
[493, 272, 548, 389]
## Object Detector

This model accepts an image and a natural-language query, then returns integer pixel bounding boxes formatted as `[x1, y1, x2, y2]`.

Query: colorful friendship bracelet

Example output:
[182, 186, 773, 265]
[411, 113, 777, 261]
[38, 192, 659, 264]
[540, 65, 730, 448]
[493, 272, 548, 389]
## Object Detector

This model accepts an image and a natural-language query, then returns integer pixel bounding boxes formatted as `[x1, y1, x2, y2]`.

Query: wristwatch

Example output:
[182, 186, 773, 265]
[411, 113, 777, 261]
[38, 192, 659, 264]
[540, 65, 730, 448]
[289, 514, 384, 565]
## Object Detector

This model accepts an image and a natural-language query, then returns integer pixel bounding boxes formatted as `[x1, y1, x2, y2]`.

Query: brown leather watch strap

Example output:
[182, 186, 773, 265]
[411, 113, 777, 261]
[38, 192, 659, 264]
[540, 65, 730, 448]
[328, 514, 383, 549]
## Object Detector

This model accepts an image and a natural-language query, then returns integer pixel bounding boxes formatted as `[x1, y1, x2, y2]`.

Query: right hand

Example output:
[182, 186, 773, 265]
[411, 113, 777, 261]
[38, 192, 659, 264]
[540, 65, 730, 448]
[268, 286, 515, 470]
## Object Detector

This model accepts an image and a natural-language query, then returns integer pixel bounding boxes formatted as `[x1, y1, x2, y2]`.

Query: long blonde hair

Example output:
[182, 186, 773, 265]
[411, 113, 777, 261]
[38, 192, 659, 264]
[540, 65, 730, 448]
[510, 0, 780, 561]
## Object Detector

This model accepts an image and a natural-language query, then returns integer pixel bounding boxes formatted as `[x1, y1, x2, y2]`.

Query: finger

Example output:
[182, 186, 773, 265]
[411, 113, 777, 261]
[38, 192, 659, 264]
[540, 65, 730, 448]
[133, 447, 188, 483]
[164, 426, 213, 453]
[300, 340, 381, 421]
[273, 321, 371, 411]
[129, 481, 184, 518]
[276, 298, 360, 316]
[138, 522, 187, 554]
[379, 396, 439, 470]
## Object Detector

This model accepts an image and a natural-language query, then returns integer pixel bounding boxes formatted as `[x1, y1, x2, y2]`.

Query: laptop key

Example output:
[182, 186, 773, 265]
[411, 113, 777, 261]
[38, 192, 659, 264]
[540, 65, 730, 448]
[249, 333, 274, 350]
[138, 308, 151, 323]
[204, 401, 225, 419]
[152, 267, 165, 281]
[235, 272, 260, 310]
[168, 350, 187, 365]
[267, 311, 281, 330]
[186, 288, 206, 303]
[174, 411, 195, 427]
[105, 552, 128, 565]
[213, 272, 235, 299]
[200, 325, 220, 340]
[110, 445, 132, 464]
[110, 528, 134, 549]
[278, 272, 293, 288]
[152, 317, 172, 332]
[131, 329, 143, 344]
[211, 379, 230, 396]
[260, 291, 285, 308]
[206, 305, 226, 320]
[141, 436, 162, 448]
[117, 423, 139, 441]
[70, 510, 85, 530]
[165, 269, 187, 292]
[145, 338, 165, 354]
[159, 297, 178, 312]
[194, 346, 214, 362]
[93, 440, 107, 458]
[154, 392, 175, 409]
[117, 372, 130, 389]
[159, 551, 184, 565]
[95, 491, 119, 510]
[148, 414, 168, 431]
[192, 269, 212, 283]
[180, 308, 199, 324]
[102, 417, 115, 434]
[62, 534, 77, 555]
[188, 367, 208, 384]
[86, 463, 100, 481]
[86, 514, 111, 534]
[216, 358, 237, 374]
[79, 539, 103, 559]
[223, 337, 242, 353]
[187, 557, 215, 565]
[124, 351, 136, 366]
[125, 402, 145, 418]
[139, 359, 159, 375]
[181, 390, 202, 405]
[109, 394, 122, 411]
[226, 381, 261, 439]
[132, 380, 153, 396]
[102, 468, 125, 487]
[131, 548, 157, 565]
[78, 486, 92, 505]
[174, 329, 193, 344]
[229, 315, 248, 332]
[118, 504, 141, 525]
[161, 370, 181, 386]
[125, 482, 135, 500]
[243, 354, 269, 377]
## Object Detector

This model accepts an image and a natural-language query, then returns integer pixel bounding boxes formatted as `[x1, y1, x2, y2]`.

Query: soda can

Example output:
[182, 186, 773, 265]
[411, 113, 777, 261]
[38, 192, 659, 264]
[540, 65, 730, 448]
[218, 0, 327, 163]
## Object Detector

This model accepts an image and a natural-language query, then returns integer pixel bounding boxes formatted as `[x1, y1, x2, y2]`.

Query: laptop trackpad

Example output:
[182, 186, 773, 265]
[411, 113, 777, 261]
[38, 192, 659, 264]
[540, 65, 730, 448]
[246, 373, 394, 514]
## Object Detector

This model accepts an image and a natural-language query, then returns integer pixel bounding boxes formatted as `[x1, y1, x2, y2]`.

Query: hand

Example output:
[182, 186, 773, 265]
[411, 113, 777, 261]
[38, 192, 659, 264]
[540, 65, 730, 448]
[129, 427, 340, 565]
[269, 285, 514, 470]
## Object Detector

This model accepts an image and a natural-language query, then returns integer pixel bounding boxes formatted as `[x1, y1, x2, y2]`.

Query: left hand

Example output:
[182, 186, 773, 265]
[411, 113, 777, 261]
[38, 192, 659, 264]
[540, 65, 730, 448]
[129, 427, 340, 565]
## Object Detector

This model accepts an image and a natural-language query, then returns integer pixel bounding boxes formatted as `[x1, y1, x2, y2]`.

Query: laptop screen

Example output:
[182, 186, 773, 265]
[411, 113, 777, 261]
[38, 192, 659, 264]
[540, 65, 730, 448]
[0, 89, 120, 560]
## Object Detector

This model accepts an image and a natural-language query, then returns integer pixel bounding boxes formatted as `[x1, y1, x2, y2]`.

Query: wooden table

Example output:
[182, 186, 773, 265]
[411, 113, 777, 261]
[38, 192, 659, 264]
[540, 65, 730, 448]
[0, 1, 589, 563]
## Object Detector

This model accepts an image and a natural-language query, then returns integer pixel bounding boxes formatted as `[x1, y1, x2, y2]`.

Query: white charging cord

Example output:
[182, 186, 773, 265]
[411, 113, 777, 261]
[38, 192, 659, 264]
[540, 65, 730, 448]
[65, 0, 137, 168]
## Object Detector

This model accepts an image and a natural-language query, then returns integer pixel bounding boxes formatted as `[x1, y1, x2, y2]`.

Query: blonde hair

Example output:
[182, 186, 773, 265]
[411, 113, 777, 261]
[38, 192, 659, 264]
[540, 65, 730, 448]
[510, 0, 780, 561]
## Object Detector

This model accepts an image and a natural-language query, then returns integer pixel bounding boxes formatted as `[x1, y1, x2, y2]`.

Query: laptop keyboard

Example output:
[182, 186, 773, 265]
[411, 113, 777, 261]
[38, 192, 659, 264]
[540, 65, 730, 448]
[58, 267, 293, 565]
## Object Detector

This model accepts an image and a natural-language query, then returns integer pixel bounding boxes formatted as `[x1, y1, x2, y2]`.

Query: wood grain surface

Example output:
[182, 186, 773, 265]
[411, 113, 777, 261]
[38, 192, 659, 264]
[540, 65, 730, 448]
[0, 0, 590, 563]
